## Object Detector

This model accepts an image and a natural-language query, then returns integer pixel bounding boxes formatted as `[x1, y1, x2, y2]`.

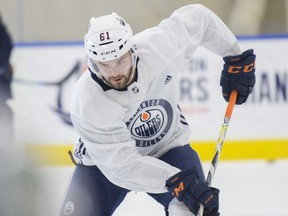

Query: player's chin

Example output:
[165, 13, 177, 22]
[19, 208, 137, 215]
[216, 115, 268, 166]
[110, 79, 128, 89]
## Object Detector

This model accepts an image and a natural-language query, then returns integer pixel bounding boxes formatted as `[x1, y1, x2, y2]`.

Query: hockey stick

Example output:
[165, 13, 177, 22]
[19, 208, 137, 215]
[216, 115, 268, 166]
[197, 90, 238, 216]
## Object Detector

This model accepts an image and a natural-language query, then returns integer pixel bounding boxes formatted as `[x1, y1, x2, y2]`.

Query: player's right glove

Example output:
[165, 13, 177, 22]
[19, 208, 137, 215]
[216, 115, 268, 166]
[220, 49, 256, 104]
[166, 168, 219, 216]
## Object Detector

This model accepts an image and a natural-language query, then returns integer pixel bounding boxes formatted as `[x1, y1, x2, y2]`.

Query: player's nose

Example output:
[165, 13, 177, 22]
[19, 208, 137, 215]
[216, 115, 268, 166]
[111, 67, 121, 77]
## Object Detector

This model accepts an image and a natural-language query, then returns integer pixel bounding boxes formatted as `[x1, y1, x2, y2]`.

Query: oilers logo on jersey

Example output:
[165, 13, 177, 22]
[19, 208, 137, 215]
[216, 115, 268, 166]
[127, 99, 173, 147]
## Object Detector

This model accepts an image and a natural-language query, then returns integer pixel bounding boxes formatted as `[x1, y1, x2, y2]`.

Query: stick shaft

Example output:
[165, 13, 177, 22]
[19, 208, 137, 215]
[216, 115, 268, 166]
[197, 90, 237, 216]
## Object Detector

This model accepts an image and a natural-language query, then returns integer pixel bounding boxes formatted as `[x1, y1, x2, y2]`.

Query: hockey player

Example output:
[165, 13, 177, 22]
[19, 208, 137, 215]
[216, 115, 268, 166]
[0, 14, 14, 147]
[59, 4, 255, 216]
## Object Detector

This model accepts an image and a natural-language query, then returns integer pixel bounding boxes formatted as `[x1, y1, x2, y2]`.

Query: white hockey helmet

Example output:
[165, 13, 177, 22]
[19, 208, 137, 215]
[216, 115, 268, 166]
[84, 12, 134, 62]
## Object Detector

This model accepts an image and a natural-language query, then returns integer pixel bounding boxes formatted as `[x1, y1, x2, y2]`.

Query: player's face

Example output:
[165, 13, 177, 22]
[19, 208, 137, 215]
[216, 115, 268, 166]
[95, 52, 136, 89]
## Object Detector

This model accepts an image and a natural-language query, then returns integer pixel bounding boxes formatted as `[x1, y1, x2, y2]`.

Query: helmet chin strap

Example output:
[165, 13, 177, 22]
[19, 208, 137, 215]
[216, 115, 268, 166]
[126, 65, 137, 86]
[122, 52, 138, 87]
[125, 50, 138, 86]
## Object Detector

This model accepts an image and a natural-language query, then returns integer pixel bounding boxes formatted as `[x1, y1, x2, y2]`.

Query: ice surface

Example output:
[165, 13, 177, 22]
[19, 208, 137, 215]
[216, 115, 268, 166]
[34, 160, 288, 216]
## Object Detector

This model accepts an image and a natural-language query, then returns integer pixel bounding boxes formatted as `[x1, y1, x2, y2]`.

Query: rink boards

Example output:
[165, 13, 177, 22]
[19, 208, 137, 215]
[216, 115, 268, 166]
[10, 36, 288, 166]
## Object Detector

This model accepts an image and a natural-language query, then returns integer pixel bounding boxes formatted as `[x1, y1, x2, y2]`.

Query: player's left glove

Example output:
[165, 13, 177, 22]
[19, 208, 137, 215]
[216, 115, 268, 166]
[166, 168, 219, 216]
[220, 49, 256, 104]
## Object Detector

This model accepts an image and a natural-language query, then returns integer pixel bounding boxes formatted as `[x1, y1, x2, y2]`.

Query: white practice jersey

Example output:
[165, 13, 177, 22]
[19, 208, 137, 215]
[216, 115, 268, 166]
[71, 4, 241, 193]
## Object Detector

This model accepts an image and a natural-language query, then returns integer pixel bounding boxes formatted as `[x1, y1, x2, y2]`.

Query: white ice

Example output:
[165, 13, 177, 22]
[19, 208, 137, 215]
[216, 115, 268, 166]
[35, 160, 288, 216]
